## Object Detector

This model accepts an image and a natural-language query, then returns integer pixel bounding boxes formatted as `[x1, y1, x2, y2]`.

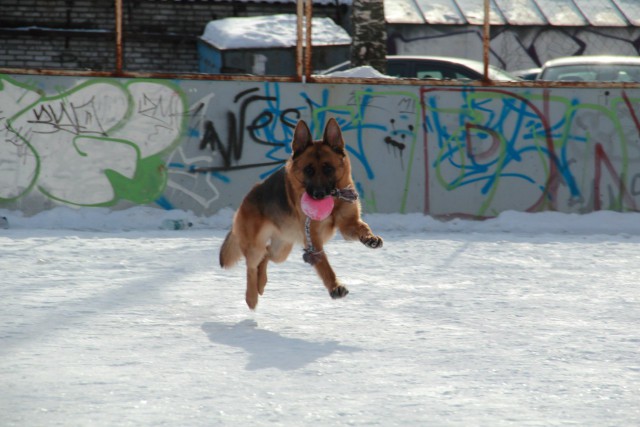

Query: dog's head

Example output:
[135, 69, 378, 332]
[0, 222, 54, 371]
[288, 118, 349, 200]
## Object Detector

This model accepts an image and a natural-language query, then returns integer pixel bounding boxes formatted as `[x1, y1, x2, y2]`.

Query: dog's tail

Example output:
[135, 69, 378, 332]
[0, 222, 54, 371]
[219, 230, 242, 268]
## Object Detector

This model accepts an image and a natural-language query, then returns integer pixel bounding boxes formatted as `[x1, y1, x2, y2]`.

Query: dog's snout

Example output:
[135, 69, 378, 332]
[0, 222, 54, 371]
[312, 189, 327, 200]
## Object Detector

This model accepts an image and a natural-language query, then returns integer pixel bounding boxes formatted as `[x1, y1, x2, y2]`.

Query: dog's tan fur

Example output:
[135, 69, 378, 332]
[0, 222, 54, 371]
[219, 118, 383, 309]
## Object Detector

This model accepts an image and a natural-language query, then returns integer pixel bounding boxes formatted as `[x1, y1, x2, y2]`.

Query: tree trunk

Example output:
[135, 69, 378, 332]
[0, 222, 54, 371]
[350, 0, 387, 74]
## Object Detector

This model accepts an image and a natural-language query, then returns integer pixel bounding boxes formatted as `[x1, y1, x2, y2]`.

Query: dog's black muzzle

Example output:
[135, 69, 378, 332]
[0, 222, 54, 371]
[306, 185, 334, 200]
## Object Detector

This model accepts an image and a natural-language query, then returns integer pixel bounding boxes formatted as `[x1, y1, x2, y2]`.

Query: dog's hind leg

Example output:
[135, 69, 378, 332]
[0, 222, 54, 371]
[245, 248, 266, 310]
[257, 257, 268, 296]
[257, 239, 293, 296]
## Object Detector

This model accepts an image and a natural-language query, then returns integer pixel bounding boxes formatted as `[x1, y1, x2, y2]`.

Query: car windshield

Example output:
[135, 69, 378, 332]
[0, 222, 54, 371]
[487, 65, 520, 81]
[540, 63, 640, 82]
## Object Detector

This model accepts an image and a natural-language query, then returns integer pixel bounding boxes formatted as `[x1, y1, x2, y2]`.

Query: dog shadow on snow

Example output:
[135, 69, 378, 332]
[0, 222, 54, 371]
[201, 319, 361, 371]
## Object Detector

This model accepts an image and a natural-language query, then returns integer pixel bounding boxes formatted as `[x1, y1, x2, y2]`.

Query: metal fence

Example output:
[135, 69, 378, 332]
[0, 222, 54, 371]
[1, 0, 640, 88]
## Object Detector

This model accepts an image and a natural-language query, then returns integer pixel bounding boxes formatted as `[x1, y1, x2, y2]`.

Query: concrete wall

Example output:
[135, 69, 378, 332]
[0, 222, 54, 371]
[2, 73, 640, 218]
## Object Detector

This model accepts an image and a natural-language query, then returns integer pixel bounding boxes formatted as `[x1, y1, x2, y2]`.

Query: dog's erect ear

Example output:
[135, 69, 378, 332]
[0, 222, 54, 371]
[323, 118, 345, 155]
[291, 120, 313, 158]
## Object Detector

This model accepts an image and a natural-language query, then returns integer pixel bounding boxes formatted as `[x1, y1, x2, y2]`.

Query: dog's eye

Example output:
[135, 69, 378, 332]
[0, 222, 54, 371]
[303, 165, 315, 177]
[322, 164, 335, 176]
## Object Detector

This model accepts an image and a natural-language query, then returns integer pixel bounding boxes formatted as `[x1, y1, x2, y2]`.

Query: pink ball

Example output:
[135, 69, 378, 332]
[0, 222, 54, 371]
[301, 192, 334, 221]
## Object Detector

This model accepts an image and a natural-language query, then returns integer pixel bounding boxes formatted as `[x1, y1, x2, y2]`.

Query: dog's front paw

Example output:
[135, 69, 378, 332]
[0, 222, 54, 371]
[361, 235, 383, 249]
[330, 285, 349, 299]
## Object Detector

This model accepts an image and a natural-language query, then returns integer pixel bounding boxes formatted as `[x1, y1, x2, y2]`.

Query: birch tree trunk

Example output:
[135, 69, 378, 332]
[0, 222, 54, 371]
[350, 0, 387, 74]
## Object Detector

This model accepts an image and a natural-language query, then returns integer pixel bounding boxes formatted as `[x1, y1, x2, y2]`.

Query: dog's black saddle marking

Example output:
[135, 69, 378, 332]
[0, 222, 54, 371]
[246, 167, 292, 217]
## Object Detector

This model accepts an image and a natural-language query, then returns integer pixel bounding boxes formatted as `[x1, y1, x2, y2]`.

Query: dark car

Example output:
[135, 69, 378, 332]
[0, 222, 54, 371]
[537, 55, 640, 82]
[319, 55, 521, 81]
[512, 67, 541, 81]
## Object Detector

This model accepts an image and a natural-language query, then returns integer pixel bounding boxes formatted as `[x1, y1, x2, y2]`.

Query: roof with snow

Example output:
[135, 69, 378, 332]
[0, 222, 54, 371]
[167, 0, 640, 27]
[200, 14, 351, 50]
[385, 0, 640, 26]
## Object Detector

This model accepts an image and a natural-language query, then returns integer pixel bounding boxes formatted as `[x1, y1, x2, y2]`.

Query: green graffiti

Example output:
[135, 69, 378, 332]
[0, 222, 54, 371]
[1, 75, 187, 207]
[107, 154, 168, 205]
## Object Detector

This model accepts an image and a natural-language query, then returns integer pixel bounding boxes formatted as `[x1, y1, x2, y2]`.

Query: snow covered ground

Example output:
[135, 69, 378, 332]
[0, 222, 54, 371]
[1, 207, 639, 426]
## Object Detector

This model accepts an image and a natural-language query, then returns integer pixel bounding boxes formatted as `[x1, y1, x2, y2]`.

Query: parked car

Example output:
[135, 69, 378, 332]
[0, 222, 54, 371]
[319, 55, 521, 81]
[512, 67, 541, 81]
[537, 55, 640, 82]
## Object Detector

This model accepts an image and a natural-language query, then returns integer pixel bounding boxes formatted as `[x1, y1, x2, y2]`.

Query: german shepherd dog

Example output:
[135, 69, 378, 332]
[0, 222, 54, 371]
[219, 118, 383, 309]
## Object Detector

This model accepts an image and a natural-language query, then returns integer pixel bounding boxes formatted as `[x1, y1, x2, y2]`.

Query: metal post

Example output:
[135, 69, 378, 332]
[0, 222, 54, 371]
[296, 0, 304, 80]
[305, 0, 313, 81]
[483, 0, 490, 82]
[115, 0, 123, 74]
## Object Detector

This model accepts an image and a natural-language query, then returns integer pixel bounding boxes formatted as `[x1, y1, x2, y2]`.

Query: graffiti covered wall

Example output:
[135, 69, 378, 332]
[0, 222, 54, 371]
[2, 74, 640, 218]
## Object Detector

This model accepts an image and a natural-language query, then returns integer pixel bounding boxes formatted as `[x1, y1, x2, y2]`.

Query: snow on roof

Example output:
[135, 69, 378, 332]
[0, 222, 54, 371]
[384, 0, 425, 24]
[616, 0, 640, 26]
[200, 14, 351, 50]
[494, 0, 547, 26]
[573, 0, 627, 26]
[385, 0, 640, 26]
[459, 0, 506, 25]
[418, 0, 466, 25]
